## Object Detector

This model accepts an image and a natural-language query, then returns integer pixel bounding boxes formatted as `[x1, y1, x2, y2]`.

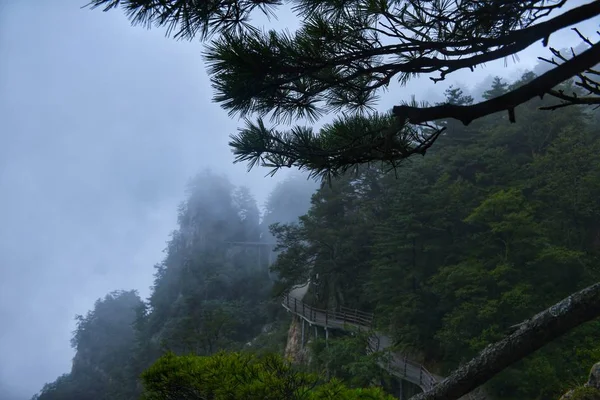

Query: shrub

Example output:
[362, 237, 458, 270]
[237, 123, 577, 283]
[140, 351, 395, 399]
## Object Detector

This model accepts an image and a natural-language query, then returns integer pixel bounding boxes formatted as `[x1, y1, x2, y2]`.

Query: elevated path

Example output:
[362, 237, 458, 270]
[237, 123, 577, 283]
[282, 294, 483, 399]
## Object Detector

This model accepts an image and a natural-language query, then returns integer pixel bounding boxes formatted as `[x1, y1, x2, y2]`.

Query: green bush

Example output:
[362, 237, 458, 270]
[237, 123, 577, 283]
[140, 351, 395, 400]
[309, 334, 391, 389]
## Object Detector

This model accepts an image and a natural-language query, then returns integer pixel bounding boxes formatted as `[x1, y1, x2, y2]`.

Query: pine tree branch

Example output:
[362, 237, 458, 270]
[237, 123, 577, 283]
[393, 41, 600, 125]
[88, 1, 600, 122]
[538, 35, 600, 111]
[541, 89, 600, 111]
[271, 0, 600, 78]
[409, 281, 600, 400]
[84, 0, 281, 39]
[229, 113, 445, 179]
[204, 1, 600, 120]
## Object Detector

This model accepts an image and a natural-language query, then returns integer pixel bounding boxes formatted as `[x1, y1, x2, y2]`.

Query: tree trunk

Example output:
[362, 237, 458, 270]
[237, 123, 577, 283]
[410, 282, 600, 400]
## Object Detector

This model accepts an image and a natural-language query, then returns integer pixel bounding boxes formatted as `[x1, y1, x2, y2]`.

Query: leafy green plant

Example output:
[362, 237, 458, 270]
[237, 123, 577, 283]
[140, 351, 395, 400]
[309, 333, 390, 389]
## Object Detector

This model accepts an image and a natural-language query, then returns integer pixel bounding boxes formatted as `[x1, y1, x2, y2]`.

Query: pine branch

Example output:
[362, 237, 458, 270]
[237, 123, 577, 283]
[204, 1, 600, 120]
[84, 0, 281, 40]
[539, 32, 600, 111]
[88, 0, 600, 123]
[409, 281, 600, 400]
[228, 113, 444, 179]
[88, 0, 600, 176]
[541, 90, 600, 111]
[393, 41, 600, 125]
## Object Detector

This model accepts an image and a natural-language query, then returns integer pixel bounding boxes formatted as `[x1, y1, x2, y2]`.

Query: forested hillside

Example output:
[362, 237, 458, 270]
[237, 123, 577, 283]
[270, 74, 600, 399]
[31, 172, 317, 400]
[32, 73, 600, 400]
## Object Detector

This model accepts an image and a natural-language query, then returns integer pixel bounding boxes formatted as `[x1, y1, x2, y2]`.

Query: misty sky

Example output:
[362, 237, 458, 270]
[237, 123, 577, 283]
[0, 1, 597, 399]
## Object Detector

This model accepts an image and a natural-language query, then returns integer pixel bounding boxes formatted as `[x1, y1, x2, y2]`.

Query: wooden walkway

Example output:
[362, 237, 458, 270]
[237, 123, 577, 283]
[281, 294, 438, 391]
[281, 294, 485, 400]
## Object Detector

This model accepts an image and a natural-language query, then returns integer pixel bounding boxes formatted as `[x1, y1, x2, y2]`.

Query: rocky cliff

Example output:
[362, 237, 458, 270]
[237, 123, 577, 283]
[284, 315, 311, 365]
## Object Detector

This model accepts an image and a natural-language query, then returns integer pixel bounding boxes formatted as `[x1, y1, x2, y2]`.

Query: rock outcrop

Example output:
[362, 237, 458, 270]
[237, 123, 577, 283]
[587, 363, 600, 390]
[284, 315, 311, 365]
[559, 362, 600, 400]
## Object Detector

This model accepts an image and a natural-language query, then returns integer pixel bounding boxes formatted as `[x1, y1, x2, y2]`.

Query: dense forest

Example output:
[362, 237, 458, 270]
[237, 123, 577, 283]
[32, 73, 600, 400]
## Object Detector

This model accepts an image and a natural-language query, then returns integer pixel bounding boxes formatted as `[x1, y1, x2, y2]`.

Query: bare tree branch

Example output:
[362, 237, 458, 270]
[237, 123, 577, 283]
[541, 89, 600, 111]
[409, 281, 600, 400]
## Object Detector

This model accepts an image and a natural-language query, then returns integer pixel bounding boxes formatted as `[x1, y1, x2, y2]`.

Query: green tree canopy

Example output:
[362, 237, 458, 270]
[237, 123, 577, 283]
[34, 290, 144, 400]
[140, 351, 395, 400]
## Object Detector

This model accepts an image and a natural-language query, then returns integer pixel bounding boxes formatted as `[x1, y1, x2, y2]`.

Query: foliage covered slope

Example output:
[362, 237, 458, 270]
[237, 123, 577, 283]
[270, 73, 600, 399]
[32, 172, 316, 400]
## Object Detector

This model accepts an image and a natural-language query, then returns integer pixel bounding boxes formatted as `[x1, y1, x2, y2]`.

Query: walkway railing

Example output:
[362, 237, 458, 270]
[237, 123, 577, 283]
[367, 333, 438, 391]
[281, 292, 485, 400]
[281, 293, 438, 391]
[282, 294, 374, 330]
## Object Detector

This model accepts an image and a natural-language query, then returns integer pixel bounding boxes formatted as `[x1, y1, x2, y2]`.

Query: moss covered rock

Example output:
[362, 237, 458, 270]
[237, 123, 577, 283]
[587, 362, 600, 389]
[560, 362, 600, 400]
[560, 387, 600, 400]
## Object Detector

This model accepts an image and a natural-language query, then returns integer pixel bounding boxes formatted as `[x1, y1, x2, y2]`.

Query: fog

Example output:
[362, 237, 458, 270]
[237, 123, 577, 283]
[0, 1, 596, 399]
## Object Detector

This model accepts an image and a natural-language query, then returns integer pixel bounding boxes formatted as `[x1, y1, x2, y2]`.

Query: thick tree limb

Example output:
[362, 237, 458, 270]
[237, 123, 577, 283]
[393, 41, 600, 126]
[409, 282, 600, 400]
